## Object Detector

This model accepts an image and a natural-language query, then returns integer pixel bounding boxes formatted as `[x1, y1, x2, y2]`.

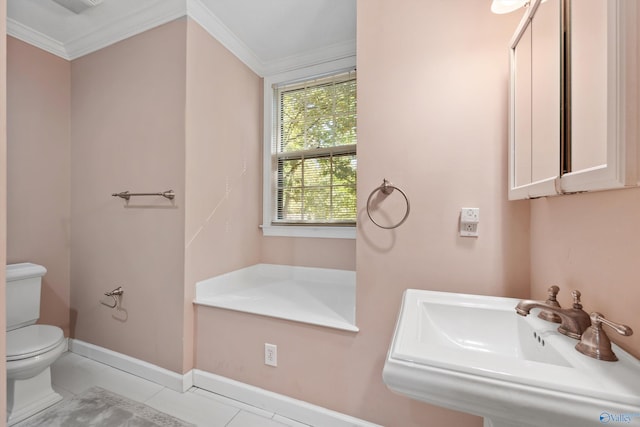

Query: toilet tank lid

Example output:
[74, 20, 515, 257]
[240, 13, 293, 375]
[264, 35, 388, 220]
[6, 263, 47, 282]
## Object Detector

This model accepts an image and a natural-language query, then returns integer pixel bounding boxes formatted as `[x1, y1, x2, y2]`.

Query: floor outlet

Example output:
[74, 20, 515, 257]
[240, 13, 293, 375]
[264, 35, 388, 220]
[265, 343, 277, 367]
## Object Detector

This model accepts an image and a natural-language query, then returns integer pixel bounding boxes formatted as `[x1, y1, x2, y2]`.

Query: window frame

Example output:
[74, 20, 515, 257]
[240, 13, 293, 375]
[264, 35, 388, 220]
[262, 57, 357, 239]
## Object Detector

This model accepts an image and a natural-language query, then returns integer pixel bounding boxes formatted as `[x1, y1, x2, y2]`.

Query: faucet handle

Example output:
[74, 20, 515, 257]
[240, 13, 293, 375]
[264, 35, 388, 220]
[547, 285, 560, 300]
[571, 290, 583, 309]
[594, 312, 633, 337]
[575, 312, 633, 361]
[538, 285, 562, 323]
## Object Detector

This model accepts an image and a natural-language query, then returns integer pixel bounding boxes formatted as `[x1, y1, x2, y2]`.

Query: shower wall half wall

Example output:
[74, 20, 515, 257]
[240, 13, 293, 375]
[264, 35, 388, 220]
[70, 18, 188, 373]
[70, 17, 263, 373]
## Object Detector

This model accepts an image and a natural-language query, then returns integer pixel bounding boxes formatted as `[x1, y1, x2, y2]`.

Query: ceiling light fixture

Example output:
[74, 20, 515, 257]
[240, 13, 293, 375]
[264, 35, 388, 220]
[52, 0, 103, 14]
[491, 0, 550, 14]
[490, 0, 530, 14]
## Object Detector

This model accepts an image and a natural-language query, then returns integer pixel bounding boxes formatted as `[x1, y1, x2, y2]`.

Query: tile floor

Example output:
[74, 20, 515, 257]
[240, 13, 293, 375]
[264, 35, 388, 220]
[21, 351, 310, 427]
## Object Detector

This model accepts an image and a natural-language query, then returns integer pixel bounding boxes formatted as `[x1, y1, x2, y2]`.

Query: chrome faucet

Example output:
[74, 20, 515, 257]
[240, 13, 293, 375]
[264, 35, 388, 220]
[515, 290, 591, 339]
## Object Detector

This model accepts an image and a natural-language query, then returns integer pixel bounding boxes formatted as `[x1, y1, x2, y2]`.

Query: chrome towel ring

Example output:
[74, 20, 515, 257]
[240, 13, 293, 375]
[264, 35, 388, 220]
[366, 179, 410, 229]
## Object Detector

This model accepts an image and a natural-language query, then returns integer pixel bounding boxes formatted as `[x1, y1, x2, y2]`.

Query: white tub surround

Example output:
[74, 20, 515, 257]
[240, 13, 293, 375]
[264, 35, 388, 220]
[194, 264, 358, 332]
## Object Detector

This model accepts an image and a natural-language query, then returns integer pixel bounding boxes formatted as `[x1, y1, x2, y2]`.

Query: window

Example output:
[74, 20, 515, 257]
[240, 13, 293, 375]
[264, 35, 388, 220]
[263, 68, 357, 237]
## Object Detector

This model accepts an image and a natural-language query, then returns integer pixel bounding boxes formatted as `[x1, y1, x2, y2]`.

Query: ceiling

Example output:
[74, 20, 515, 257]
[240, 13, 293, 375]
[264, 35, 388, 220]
[6, 0, 357, 76]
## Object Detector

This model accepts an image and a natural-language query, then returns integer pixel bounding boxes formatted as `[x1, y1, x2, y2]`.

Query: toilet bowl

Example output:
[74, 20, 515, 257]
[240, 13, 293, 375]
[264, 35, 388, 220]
[7, 325, 66, 379]
[6, 263, 65, 426]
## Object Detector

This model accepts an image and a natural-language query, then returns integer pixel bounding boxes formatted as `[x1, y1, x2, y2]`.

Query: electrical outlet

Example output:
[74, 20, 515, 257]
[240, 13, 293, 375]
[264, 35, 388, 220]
[460, 207, 479, 237]
[264, 343, 277, 367]
[460, 222, 479, 237]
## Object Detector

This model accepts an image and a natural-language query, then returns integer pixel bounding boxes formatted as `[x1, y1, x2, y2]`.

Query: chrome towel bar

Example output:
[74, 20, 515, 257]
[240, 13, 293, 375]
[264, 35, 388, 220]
[112, 190, 175, 201]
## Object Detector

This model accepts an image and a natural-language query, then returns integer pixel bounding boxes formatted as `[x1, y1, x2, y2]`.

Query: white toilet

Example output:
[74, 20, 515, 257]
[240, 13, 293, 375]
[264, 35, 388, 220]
[6, 263, 66, 426]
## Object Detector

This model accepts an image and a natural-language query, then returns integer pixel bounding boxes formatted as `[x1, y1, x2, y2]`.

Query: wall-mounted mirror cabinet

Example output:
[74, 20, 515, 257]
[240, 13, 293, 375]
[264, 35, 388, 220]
[508, 0, 638, 200]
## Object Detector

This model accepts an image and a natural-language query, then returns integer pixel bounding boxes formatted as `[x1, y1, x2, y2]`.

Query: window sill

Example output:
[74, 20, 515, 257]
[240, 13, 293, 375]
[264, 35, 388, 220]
[260, 225, 356, 239]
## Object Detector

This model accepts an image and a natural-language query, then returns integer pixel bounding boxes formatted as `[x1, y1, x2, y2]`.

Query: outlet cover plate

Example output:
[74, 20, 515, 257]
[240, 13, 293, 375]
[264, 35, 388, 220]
[265, 343, 277, 367]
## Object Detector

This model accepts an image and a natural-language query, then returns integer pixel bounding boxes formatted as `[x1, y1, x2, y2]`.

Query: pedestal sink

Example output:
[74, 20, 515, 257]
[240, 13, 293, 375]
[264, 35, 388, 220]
[382, 289, 640, 427]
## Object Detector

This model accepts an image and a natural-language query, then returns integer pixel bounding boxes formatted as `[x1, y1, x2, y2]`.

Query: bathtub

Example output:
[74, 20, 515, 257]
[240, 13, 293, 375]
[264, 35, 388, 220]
[194, 264, 358, 332]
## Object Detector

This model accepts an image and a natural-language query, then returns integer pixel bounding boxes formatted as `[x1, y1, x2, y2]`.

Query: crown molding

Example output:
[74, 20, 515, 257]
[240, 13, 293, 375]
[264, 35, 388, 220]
[7, 18, 69, 59]
[260, 39, 356, 76]
[186, 0, 265, 76]
[8, 0, 186, 61]
[65, 0, 186, 60]
[186, 0, 355, 76]
[7, 0, 355, 76]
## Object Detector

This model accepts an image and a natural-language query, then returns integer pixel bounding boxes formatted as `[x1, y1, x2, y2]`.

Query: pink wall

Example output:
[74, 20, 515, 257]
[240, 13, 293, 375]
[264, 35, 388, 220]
[70, 19, 187, 372]
[183, 19, 263, 372]
[197, 2, 530, 426]
[6, 38, 71, 336]
[1, 0, 8, 421]
[261, 237, 355, 271]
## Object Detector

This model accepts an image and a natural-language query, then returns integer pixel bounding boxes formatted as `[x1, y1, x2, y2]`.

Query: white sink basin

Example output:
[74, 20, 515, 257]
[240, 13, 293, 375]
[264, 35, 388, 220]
[383, 289, 640, 427]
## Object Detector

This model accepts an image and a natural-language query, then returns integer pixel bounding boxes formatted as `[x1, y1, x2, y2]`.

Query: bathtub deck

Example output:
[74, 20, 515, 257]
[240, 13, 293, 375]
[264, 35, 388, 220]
[194, 264, 358, 332]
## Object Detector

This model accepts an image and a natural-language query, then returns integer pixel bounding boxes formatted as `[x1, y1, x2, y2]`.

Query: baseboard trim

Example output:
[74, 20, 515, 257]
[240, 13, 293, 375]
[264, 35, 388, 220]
[192, 369, 381, 427]
[68, 339, 379, 427]
[68, 339, 193, 392]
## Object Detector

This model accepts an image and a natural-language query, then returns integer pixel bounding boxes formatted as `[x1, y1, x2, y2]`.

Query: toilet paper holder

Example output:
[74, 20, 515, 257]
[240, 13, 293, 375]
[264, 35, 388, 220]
[101, 286, 123, 309]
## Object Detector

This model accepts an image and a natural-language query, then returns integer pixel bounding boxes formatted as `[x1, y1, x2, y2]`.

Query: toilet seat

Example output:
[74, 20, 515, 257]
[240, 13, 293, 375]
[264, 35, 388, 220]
[7, 325, 64, 361]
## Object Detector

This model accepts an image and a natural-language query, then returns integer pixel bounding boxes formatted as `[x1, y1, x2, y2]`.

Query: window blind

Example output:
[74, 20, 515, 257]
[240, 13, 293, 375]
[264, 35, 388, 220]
[274, 70, 357, 225]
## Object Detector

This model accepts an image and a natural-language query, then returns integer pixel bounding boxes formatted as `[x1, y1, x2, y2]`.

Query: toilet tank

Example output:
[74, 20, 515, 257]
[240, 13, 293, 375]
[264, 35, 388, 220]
[6, 263, 47, 331]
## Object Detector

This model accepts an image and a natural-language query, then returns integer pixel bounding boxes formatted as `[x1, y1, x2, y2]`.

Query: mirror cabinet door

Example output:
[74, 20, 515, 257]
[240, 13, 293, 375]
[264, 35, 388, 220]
[531, 0, 562, 184]
[561, 0, 636, 192]
[509, 0, 562, 199]
[568, 0, 608, 173]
